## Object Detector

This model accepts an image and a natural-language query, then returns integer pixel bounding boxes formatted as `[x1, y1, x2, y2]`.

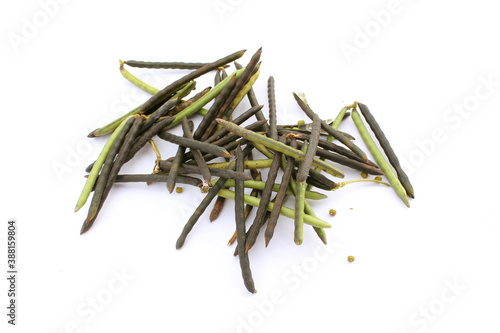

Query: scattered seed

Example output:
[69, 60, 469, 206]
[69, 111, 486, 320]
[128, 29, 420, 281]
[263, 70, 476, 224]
[77, 48, 417, 294]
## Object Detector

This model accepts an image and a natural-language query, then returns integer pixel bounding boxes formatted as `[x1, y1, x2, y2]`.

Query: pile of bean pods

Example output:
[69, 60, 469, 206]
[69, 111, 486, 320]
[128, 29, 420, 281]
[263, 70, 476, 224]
[75, 48, 414, 293]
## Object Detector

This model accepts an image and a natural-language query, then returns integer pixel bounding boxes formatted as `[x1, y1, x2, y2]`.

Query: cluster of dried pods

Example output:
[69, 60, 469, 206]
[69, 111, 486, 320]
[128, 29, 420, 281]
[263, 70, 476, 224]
[75, 48, 414, 293]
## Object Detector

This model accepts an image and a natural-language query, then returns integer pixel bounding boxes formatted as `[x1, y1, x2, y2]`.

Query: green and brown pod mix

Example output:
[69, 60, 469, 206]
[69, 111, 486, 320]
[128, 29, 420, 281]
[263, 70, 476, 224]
[75, 48, 413, 292]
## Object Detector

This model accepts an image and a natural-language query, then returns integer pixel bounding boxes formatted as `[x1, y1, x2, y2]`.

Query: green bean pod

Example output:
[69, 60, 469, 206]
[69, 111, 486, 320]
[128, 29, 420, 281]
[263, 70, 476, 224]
[75, 115, 134, 212]
[119, 61, 160, 95]
[282, 138, 327, 244]
[216, 189, 331, 229]
[357, 102, 414, 198]
[351, 110, 410, 207]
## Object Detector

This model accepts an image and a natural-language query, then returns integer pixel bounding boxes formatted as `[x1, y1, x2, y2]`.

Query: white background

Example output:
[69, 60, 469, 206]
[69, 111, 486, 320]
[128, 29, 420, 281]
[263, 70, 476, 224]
[1, 0, 499, 332]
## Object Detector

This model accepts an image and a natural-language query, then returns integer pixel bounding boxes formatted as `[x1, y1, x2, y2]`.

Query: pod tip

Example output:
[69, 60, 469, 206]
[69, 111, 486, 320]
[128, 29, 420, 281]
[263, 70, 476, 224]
[80, 224, 89, 235]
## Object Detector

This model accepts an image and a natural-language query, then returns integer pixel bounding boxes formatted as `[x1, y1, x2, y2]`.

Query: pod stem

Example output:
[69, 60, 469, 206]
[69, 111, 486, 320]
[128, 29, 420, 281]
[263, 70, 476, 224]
[119, 60, 160, 95]
[332, 178, 390, 191]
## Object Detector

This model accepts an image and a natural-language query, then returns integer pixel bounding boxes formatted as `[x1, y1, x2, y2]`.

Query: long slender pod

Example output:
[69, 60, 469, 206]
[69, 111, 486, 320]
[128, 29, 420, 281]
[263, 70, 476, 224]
[82, 116, 136, 224]
[123, 60, 218, 70]
[181, 117, 212, 183]
[245, 147, 282, 253]
[75, 115, 134, 212]
[166, 121, 193, 193]
[357, 102, 414, 198]
[351, 109, 410, 207]
[265, 136, 293, 246]
[292, 92, 368, 162]
[282, 138, 328, 244]
[80, 116, 145, 234]
[294, 114, 321, 245]
[140, 50, 246, 115]
[175, 160, 236, 249]
[234, 62, 269, 133]
[216, 189, 331, 229]
[235, 146, 257, 293]
[215, 119, 344, 178]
